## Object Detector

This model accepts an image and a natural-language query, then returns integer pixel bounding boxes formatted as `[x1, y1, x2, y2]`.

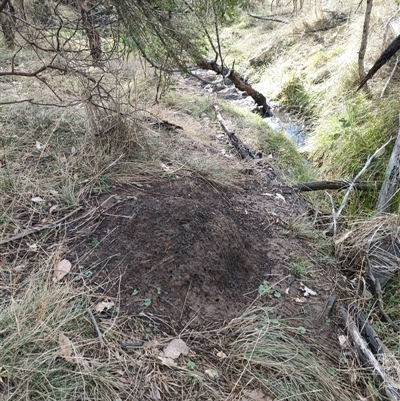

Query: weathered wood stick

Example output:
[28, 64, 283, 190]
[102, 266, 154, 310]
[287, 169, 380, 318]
[377, 113, 400, 212]
[294, 180, 381, 192]
[214, 105, 261, 160]
[341, 307, 400, 401]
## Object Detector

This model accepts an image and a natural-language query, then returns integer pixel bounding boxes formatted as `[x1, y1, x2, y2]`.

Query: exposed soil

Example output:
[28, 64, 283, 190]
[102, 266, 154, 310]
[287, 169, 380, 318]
[68, 164, 345, 338]
[65, 72, 348, 343]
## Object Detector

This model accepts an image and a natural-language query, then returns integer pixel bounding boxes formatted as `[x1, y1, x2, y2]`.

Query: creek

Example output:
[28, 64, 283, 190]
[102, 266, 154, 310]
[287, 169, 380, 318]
[193, 70, 307, 148]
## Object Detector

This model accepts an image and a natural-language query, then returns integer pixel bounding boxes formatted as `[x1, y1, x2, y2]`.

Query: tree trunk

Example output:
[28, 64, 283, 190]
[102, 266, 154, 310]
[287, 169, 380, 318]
[198, 58, 273, 117]
[0, 1, 14, 48]
[77, 0, 102, 63]
[377, 114, 400, 212]
[358, 0, 373, 91]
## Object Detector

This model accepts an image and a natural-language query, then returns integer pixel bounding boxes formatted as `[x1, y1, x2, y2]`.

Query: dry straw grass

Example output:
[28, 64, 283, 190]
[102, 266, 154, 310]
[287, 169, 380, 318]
[336, 214, 400, 284]
[0, 279, 358, 401]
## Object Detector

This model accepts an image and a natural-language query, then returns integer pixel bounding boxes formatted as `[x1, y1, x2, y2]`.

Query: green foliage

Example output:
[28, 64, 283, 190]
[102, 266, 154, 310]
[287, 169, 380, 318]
[276, 75, 315, 119]
[114, 0, 243, 73]
[289, 258, 311, 278]
[310, 94, 400, 211]
[258, 281, 281, 298]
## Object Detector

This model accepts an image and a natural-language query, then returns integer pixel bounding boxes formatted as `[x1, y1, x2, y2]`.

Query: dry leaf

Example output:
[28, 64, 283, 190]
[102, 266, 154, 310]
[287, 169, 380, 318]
[242, 389, 273, 401]
[217, 351, 227, 359]
[294, 297, 307, 303]
[205, 369, 220, 380]
[150, 386, 161, 400]
[158, 356, 178, 367]
[94, 300, 115, 312]
[59, 333, 74, 363]
[338, 334, 349, 348]
[299, 282, 317, 297]
[31, 196, 44, 203]
[163, 339, 189, 359]
[54, 259, 72, 282]
[28, 243, 38, 251]
[49, 205, 59, 213]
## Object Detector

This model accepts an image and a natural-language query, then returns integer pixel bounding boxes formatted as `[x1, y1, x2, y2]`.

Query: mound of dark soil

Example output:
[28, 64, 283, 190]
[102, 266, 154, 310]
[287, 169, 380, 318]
[69, 176, 337, 331]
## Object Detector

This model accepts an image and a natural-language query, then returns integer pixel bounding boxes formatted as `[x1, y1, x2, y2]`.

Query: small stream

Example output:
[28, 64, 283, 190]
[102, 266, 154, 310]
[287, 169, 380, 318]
[192, 70, 307, 148]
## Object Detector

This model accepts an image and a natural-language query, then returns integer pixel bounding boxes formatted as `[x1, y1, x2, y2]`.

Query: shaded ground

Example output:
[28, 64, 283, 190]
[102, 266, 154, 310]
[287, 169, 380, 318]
[68, 166, 344, 338]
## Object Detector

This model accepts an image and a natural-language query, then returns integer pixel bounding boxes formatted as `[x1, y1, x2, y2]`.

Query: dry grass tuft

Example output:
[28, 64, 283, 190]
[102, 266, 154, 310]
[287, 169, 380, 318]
[336, 214, 400, 285]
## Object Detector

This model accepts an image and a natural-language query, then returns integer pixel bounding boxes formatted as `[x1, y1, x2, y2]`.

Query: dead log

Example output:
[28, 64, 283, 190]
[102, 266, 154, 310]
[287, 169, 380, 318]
[341, 307, 400, 401]
[377, 114, 400, 212]
[358, 34, 400, 91]
[294, 180, 380, 192]
[199, 58, 273, 117]
[246, 11, 288, 24]
[214, 105, 261, 160]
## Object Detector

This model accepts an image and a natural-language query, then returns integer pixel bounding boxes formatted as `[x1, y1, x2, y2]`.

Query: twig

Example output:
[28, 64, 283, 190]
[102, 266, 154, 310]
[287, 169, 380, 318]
[180, 279, 192, 321]
[87, 308, 105, 348]
[0, 207, 82, 245]
[381, 56, 399, 98]
[326, 193, 337, 236]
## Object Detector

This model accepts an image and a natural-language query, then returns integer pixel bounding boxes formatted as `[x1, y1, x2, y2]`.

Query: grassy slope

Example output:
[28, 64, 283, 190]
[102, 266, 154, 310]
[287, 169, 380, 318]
[223, 0, 400, 372]
[223, 0, 400, 211]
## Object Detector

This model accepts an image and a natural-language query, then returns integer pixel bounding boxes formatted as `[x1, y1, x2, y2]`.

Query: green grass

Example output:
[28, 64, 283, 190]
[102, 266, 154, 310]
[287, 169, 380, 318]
[289, 257, 312, 278]
[227, 307, 356, 401]
[217, 102, 315, 183]
[276, 74, 316, 120]
[310, 94, 400, 212]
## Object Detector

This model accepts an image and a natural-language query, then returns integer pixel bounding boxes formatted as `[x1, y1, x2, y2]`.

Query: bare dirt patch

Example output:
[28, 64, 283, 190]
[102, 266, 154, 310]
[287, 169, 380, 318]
[68, 170, 342, 337]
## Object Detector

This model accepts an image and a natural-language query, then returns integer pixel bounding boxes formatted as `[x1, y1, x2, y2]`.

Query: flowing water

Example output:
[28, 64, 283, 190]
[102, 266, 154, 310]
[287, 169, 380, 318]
[194, 70, 307, 148]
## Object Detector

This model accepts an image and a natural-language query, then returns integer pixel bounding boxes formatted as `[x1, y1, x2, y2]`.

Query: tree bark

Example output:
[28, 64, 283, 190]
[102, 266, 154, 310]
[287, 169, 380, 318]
[377, 114, 400, 212]
[358, 0, 373, 91]
[0, 0, 14, 48]
[198, 58, 273, 117]
[358, 34, 400, 91]
[294, 180, 380, 192]
[77, 0, 102, 63]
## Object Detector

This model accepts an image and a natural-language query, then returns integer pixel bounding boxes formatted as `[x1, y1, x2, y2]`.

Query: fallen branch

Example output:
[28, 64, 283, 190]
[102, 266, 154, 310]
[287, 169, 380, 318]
[0, 207, 82, 245]
[214, 105, 261, 160]
[358, 34, 400, 91]
[294, 180, 380, 192]
[377, 114, 400, 212]
[323, 138, 394, 235]
[87, 308, 105, 348]
[200, 59, 273, 117]
[246, 10, 288, 24]
[341, 307, 400, 400]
